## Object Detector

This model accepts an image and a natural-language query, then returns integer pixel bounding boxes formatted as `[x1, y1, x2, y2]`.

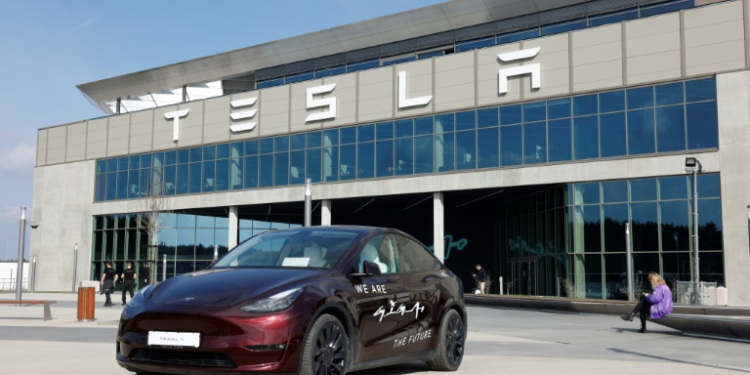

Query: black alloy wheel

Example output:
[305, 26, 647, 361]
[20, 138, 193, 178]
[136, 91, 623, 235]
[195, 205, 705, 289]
[302, 314, 349, 375]
[425, 309, 465, 371]
[445, 312, 465, 366]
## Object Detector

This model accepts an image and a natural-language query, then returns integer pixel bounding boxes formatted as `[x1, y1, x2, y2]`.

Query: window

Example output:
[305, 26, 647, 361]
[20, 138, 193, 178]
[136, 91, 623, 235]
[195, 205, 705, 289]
[456, 37, 495, 52]
[398, 235, 438, 272]
[359, 234, 401, 274]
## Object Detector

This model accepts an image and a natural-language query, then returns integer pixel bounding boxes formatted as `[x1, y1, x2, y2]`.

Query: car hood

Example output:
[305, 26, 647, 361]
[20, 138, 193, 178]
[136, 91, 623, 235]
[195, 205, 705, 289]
[146, 268, 322, 307]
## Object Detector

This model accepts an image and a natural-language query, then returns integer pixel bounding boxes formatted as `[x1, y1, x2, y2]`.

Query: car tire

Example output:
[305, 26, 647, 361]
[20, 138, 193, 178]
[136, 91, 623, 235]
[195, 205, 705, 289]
[300, 313, 350, 375]
[426, 309, 466, 371]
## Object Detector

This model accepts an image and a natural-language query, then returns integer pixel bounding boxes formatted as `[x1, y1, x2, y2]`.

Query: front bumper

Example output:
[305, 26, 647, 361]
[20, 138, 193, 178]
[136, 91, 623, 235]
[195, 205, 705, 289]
[117, 310, 302, 374]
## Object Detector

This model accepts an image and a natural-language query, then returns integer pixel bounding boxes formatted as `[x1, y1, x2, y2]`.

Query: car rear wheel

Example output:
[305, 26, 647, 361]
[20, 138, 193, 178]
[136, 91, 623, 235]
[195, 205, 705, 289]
[301, 313, 349, 375]
[426, 309, 465, 371]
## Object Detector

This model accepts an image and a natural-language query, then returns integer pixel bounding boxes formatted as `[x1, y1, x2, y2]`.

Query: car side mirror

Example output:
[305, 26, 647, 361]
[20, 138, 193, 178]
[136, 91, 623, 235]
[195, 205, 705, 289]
[350, 260, 382, 278]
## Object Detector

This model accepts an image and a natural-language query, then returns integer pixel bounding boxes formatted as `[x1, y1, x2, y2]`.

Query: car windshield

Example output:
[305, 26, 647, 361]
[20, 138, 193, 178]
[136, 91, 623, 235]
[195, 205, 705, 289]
[212, 229, 362, 270]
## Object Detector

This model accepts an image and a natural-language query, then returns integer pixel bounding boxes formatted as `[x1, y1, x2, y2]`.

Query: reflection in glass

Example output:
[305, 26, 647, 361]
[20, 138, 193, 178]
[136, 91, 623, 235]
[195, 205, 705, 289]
[435, 133, 454, 172]
[628, 109, 655, 155]
[524, 122, 547, 164]
[414, 136, 433, 174]
[477, 127, 498, 168]
[357, 142, 374, 179]
[574, 116, 598, 160]
[603, 204, 628, 252]
[656, 105, 686, 152]
[631, 202, 658, 251]
[500, 125, 522, 166]
[548, 119, 572, 162]
[376, 140, 394, 177]
[699, 198, 723, 250]
[660, 201, 689, 251]
[456, 131, 476, 170]
[687, 102, 718, 150]
[600, 112, 626, 157]
[396, 137, 414, 175]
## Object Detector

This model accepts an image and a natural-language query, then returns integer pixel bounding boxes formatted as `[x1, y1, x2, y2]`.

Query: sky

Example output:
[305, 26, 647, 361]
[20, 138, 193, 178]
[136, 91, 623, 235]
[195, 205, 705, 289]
[0, 0, 446, 261]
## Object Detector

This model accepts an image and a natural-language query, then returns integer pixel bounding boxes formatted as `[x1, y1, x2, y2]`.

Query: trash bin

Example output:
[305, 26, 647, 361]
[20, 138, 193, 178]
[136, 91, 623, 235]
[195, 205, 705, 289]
[77, 287, 95, 321]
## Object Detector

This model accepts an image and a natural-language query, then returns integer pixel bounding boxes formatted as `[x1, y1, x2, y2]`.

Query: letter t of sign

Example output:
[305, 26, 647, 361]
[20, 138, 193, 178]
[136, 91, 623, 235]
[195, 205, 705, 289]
[497, 47, 542, 95]
[164, 109, 190, 142]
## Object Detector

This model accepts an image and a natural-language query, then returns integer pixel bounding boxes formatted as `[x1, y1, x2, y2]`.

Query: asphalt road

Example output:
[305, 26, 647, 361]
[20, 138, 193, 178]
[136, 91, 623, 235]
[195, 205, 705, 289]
[1, 304, 748, 374]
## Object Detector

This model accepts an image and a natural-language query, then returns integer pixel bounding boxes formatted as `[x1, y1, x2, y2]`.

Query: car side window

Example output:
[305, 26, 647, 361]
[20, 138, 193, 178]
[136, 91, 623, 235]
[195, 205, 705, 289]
[359, 234, 401, 274]
[397, 235, 438, 272]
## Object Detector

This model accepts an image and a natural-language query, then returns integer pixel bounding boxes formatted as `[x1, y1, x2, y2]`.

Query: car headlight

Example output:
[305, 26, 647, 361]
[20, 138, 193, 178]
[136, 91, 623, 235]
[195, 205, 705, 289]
[127, 284, 153, 309]
[240, 288, 303, 313]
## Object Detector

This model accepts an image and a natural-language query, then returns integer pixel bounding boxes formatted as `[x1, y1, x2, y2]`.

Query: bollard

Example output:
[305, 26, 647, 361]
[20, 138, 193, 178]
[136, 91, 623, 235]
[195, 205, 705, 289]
[77, 287, 96, 321]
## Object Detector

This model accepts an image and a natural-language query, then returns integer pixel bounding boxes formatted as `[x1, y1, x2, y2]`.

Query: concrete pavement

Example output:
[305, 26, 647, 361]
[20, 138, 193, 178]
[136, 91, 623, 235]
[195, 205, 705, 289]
[1, 293, 748, 374]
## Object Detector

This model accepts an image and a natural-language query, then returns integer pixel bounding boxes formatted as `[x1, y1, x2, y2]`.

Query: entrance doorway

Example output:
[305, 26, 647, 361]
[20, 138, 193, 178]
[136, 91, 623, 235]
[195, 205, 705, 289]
[510, 257, 538, 296]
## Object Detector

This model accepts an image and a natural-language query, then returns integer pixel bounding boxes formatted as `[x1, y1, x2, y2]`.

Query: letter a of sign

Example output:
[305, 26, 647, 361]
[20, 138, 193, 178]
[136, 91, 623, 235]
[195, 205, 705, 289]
[398, 71, 432, 108]
[229, 97, 258, 132]
[164, 109, 190, 142]
[497, 47, 541, 95]
[306, 84, 337, 122]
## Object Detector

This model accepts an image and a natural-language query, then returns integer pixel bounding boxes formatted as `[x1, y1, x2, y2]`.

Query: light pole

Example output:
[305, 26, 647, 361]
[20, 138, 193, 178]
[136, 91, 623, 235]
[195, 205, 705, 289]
[15, 207, 27, 300]
[304, 178, 312, 227]
[685, 157, 702, 283]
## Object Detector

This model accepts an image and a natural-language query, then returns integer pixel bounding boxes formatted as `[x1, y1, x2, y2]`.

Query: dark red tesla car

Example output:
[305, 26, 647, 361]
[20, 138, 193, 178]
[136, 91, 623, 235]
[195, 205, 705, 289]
[117, 226, 466, 375]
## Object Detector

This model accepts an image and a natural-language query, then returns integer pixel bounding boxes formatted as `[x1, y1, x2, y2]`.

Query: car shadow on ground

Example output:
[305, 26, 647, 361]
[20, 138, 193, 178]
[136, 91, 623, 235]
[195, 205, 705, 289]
[356, 362, 431, 375]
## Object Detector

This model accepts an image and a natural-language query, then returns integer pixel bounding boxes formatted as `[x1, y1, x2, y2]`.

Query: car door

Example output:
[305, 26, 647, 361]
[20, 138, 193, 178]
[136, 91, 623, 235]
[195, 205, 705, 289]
[397, 234, 443, 354]
[350, 234, 412, 363]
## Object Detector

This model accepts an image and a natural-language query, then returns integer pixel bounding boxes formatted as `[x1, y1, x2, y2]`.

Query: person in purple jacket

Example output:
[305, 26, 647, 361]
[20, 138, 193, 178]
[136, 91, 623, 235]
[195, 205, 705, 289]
[621, 272, 674, 333]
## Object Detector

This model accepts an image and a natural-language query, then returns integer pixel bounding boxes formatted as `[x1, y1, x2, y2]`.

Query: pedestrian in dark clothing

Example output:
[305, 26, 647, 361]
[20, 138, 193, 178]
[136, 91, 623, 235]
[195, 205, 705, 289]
[621, 272, 674, 333]
[472, 264, 487, 294]
[100, 262, 119, 307]
[121, 262, 137, 306]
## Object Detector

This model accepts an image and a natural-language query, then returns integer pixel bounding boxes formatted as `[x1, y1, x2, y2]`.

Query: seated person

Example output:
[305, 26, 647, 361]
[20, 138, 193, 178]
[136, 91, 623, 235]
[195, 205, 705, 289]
[303, 241, 327, 268]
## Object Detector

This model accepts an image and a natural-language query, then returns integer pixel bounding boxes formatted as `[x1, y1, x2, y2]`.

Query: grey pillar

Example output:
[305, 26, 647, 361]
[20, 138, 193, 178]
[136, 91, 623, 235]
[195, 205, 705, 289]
[626, 222, 633, 301]
[228, 206, 239, 249]
[692, 169, 700, 283]
[321, 200, 332, 226]
[433, 193, 445, 263]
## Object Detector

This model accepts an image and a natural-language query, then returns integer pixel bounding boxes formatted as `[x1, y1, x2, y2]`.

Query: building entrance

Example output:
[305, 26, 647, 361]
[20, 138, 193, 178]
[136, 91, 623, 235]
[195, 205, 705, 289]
[510, 257, 538, 296]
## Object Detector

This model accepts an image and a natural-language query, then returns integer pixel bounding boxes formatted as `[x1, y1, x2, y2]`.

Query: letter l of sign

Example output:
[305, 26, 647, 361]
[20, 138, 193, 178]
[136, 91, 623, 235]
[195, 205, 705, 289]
[398, 71, 432, 108]
[229, 97, 258, 132]
[164, 109, 190, 142]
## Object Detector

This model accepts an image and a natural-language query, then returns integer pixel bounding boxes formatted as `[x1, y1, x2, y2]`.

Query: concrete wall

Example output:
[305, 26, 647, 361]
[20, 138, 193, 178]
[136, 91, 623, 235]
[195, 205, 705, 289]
[716, 69, 750, 307]
[30, 160, 96, 292]
[35, 1, 747, 167]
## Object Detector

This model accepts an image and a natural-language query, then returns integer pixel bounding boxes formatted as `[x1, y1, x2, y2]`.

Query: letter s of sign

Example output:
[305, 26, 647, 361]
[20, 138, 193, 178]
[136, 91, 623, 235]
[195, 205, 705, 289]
[164, 109, 190, 142]
[306, 84, 337, 123]
[229, 97, 258, 132]
[497, 47, 541, 95]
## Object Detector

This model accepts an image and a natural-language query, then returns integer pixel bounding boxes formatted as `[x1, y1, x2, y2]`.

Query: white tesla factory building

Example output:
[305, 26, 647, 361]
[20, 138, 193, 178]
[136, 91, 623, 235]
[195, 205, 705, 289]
[30, 0, 750, 305]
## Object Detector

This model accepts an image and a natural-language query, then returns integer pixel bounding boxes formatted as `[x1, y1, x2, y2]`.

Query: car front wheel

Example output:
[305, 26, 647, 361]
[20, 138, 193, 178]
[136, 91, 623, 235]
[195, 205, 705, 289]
[426, 309, 466, 371]
[300, 313, 350, 375]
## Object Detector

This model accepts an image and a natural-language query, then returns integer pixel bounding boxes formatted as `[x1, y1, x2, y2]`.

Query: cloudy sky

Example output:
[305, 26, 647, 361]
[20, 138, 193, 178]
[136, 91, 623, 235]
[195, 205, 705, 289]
[0, 0, 445, 261]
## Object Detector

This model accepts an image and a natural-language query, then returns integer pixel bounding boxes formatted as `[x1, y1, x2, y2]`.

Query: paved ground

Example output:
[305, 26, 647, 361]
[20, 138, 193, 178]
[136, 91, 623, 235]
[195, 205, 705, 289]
[1, 292, 749, 374]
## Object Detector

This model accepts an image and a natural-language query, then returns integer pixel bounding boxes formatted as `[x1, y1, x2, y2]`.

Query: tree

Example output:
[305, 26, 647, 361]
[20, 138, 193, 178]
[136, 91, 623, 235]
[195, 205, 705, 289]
[131, 171, 172, 283]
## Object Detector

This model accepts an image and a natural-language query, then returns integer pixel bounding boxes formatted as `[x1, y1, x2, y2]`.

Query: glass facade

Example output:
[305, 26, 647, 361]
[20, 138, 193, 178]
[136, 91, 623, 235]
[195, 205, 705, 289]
[95, 77, 718, 202]
[500, 174, 724, 300]
[92, 212, 307, 281]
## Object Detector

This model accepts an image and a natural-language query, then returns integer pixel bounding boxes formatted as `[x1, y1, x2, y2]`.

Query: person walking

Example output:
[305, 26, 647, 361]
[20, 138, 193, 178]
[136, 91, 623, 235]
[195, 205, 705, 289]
[472, 264, 487, 294]
[621, 272, 674, 333]
[121, 262, 137, 306]
[100, 261, 119, 307]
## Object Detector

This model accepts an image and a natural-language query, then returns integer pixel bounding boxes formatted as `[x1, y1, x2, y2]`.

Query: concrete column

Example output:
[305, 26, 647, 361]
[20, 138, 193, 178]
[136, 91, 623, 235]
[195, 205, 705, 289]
[321, 200, 332, 226]
[228, 206, 239, 249]
[717, 71, 750, 306]
[433, 192, 445, 263]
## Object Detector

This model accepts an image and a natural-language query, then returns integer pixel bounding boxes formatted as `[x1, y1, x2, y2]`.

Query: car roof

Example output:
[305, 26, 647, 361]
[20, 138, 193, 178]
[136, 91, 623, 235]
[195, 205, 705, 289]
[263, 226, 389, 235]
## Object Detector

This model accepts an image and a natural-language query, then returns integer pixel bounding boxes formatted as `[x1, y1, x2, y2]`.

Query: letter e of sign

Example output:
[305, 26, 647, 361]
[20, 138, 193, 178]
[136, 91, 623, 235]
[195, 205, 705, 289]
[229, 97, 258, 132]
